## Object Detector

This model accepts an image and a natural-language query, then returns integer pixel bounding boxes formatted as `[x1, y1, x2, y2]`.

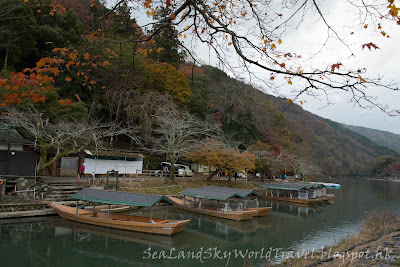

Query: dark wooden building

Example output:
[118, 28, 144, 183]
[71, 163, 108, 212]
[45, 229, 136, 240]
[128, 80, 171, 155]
[0, 126, 37, 177]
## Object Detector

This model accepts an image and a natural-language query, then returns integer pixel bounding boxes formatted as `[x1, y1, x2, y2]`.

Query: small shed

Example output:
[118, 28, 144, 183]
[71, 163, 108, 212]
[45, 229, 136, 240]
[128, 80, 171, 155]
[0, 126, 37, 176]
[83, 149, 144, 176]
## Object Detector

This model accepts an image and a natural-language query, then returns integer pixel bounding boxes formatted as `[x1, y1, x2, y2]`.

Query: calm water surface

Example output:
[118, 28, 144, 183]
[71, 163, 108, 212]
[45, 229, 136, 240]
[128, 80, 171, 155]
[1, 178, 399, 266]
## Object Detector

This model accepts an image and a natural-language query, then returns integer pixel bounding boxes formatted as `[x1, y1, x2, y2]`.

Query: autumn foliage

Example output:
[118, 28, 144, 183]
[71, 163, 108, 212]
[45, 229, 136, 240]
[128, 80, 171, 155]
[187, 139, 255, 180]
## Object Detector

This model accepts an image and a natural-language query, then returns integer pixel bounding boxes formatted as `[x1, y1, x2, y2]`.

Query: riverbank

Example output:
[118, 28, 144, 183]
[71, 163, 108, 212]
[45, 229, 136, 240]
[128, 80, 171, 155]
[279, 211, 400, 266]
[118, 179, 259, 195]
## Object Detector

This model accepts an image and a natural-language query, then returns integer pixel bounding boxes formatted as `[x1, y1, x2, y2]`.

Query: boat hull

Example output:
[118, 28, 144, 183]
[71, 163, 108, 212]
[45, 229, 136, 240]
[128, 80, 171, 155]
[260, 195, 326, 205]
[167, 196, 255, 221]
[48, 202, 189, 235]
[245, 207, 272, 217]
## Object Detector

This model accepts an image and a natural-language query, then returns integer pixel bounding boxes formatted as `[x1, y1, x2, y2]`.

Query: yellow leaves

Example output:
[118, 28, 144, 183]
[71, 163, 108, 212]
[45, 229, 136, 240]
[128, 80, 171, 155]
[102, 61, 110, 67]
[90, 80, 96, 85]
[389, 4, 400, 17]
[271, 44, 276, 49]
[278, 39, 282, 45]
[287, 99, 292, 103]
[156, 47, 164, 53]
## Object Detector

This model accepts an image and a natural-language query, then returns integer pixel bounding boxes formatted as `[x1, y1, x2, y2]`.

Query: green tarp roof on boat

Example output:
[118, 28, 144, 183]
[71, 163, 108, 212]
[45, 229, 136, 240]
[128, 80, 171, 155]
[180, 188, 243, 200]
[71, 188, 172, 207]
[200, 186, 261, 198]
[258, 182, 325, 191]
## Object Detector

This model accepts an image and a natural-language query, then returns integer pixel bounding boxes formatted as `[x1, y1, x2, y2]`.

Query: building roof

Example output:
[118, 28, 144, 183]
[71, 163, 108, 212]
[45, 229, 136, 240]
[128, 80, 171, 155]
[180, 187, 243, 200]
[71, 188, 171, 207]
[258, 182, 325, 191]
[84, 149, 144, 160]
[0, 126, 33, 145]
[200, 186, 261, 198]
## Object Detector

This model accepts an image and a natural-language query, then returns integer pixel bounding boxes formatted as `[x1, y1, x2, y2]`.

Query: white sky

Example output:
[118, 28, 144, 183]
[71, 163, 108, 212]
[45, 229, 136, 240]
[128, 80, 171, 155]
[131, 0, 400, 134]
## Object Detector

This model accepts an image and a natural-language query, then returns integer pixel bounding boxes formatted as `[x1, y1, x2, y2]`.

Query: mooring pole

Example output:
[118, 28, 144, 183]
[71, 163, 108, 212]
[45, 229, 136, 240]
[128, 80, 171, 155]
[108, 204, 110, 219]
[76, 200, 79, 215]
[164, 204, 167, 220]
[150, 206, 153, 222]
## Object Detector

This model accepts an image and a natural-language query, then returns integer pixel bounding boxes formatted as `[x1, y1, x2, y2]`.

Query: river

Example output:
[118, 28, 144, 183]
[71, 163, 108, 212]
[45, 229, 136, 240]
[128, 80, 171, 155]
[0, 178, 399, 266]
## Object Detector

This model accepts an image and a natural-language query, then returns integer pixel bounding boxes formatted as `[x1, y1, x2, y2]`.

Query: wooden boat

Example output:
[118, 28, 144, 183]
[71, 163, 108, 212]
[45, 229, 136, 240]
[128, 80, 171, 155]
[200, 186, 272, 217]
[168, 196, 255, 221]
[258, 182, 334, 205]
[47, 189, 190, 235]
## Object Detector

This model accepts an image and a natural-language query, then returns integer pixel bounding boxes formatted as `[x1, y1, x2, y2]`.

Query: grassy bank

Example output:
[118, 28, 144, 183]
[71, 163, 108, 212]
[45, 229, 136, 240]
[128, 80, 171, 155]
[279, 211, 400, 267]
[118, 179, 259, 195]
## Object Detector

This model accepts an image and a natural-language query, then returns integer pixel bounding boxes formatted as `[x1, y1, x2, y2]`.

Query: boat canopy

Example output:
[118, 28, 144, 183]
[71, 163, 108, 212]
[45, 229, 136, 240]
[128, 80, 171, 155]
[180, 188, 243, 200]
[259, 182, 325, 191]
[200, 186, 261, 198]
[71, 188, 172, 207]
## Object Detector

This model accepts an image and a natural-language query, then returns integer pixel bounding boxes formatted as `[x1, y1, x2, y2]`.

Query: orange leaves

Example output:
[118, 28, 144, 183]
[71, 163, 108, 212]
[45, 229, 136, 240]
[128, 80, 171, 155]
[144, 0, 152, 8]
[359, 76, 366, 83]
[188, 139, 255, 172]
[288, 80, 292, 85]
[69, 53, 78, 61]
[58, 99, 72, 106]
[83, 53, 90, 60]
[65, 77, 72, 82]
[102, 61, 110, 67]
[362, 42, 379, 50]
[287, 99, 292, 103]
[330, 62, 342, 72]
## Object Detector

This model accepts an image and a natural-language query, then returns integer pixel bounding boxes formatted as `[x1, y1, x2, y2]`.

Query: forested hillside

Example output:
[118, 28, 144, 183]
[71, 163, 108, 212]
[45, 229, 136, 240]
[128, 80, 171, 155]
[0, 0, 396, 178]
[343, 125, 400, 153]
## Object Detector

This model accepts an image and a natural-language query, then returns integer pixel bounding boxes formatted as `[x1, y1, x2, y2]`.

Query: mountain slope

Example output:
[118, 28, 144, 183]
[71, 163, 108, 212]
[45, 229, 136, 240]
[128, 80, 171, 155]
[342, 124, 400, 153]
[195, 66, 398, 177]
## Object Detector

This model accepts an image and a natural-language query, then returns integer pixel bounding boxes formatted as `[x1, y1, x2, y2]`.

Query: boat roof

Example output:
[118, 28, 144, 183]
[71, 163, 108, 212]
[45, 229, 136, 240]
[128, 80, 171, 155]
[71, 188, 171, 207]
[200, 186, 261, 197]
[258, 182, 325, 191]
[180, 188, 243, 200]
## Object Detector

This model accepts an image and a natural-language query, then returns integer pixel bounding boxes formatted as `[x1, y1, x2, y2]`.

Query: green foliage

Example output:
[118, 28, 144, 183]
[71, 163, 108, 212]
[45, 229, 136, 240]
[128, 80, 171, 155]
[148, 7, 185, 68]
[185, 73, 211, 119]
[0, 0, 83, 71]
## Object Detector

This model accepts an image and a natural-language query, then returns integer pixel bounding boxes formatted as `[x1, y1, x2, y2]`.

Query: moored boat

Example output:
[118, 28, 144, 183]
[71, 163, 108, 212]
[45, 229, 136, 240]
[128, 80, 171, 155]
[47, 188, 190, 235]
[200, 186, 272, 216]
[168, 188, 256, 221]
[258, 182, 334, 204]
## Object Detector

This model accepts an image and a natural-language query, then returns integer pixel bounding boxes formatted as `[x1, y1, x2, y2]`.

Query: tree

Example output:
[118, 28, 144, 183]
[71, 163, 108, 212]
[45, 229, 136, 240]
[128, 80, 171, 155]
[188, 139, 255, 181]
[145, 62, 191, 104]
[98, 0, 400, 114]
[1, 104, 128, 176]
[146, 105, 217, 182]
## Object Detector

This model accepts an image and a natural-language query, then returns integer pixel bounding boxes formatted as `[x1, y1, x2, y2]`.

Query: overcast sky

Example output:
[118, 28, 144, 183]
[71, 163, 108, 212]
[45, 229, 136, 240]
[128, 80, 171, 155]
[133, 0, 400, 134]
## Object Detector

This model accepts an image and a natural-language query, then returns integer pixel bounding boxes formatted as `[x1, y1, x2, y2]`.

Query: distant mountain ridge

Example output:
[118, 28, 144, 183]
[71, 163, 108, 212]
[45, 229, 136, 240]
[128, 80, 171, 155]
[342, 124, 400, 153]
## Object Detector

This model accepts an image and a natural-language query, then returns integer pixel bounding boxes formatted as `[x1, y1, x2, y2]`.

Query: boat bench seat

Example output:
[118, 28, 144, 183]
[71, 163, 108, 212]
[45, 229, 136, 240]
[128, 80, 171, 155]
[156, 220, 169, 224]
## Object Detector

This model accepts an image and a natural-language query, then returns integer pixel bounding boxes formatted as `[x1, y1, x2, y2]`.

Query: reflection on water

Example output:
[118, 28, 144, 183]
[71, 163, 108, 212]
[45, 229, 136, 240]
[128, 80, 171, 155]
[0, 178, 400, 266]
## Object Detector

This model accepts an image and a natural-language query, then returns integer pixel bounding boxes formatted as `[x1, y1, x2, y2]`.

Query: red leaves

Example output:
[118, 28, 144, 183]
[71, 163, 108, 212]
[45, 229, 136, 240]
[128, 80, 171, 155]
[361, 42, 379, 50]
[166, 0, 171, 7]
[330, 62, 342, 72]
